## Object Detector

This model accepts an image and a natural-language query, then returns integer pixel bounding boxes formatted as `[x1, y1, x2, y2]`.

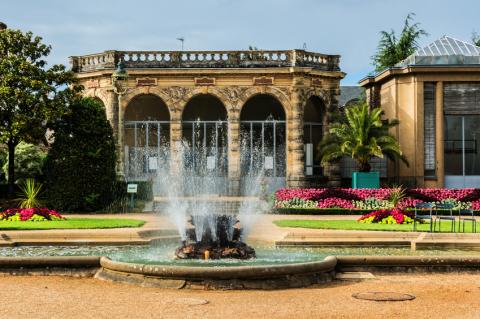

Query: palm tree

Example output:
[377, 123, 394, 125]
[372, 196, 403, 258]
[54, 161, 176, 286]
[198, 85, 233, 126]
[372, 13, 428, 72]
[472, 32, 480, 47]
[319, 102, 408, 172]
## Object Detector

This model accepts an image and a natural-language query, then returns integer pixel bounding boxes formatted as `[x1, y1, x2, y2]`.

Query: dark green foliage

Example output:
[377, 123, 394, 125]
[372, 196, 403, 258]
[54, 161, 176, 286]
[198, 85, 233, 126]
[0, 27, 75, 195]
[319, 102, 408, 172]
[44, 97, 117, 212]
[372, 13, 427, 72]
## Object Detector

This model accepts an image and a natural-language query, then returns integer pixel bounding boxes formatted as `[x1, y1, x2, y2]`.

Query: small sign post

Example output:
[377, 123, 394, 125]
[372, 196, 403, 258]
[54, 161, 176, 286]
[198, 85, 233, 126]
[127, 184, 138, 209]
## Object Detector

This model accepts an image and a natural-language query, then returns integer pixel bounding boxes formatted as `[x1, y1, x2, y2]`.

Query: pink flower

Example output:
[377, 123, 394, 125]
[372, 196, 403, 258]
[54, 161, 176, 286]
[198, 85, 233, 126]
[317, 198, 355, 209]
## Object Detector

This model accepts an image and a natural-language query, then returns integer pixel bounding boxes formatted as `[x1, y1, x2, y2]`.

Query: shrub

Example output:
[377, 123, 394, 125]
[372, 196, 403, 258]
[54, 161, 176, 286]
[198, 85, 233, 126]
[16, 179, 43, 208]
[44, 97, 117, 212]
[406, 188, 480, 202]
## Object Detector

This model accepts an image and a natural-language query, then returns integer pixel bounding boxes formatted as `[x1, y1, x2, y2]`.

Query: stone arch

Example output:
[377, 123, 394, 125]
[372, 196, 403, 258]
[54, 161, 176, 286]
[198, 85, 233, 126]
[239, 86, 291, 116]
[304, 95, 327, 125]
[178, 87, 228, 117]
[238, 90, 287, 193]
[123, 92, 171, 179]
[124, 93, 170, 121]
[122, 88, 173, 120]
[181, 93, 228, 121]
[181, 92, 229, 184]
[83, 88, 110, 107]
[240, 94, 286, 121]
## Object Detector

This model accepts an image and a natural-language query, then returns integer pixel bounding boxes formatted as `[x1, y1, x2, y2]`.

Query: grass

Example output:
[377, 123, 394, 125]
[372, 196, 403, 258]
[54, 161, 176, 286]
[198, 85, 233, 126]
[273, 219, 480, 233]
[0, 218, 145, 230]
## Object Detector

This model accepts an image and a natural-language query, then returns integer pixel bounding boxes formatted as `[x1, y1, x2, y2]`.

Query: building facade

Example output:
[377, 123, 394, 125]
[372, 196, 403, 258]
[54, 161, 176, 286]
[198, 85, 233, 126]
[70, 50, 344, 194]
[360, 37, 480, 188]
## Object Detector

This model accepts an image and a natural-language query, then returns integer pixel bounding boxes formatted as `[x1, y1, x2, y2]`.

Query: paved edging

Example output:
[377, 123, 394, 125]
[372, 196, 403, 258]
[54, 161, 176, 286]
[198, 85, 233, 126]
[0, 256, 101, 268]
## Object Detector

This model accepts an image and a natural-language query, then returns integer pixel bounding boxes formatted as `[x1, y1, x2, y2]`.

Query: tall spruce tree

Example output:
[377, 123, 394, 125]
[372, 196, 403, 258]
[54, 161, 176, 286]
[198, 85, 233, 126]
[44, 97, 117, 211]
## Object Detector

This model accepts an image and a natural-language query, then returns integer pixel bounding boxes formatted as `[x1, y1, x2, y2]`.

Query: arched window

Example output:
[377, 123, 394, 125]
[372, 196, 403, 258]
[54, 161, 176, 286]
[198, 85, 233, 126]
[124, 94, 170, 178]
[181, 94, 228, 193]
[240, 94, 286, 193]
[303, 96, 326, 176]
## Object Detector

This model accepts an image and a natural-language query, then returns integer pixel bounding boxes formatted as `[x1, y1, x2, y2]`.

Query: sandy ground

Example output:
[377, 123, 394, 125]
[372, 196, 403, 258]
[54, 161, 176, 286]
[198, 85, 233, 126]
[0, 274, 479, 319]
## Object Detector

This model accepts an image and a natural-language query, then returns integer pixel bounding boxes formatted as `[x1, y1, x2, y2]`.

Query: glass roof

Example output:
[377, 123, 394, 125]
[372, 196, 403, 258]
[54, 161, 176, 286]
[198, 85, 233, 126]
[396, 36, 480, 67]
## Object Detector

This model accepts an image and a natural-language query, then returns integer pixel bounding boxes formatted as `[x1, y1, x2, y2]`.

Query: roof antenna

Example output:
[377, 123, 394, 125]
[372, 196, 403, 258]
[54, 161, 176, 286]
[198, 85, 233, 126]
[177, 37, 185, 50]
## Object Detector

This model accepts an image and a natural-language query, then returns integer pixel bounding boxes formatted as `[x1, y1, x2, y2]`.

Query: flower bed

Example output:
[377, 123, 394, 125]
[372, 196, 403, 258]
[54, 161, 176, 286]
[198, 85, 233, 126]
[275, 188, 480, 212]
[0, 208, 65, 221]
[358, 209, 414, 224]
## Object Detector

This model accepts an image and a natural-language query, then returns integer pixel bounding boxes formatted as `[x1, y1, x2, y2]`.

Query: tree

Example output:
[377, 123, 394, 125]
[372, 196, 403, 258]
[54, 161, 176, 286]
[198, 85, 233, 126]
[319, 102, 408, 172]
[372, 13, 428, 72]
[0, 27, 74, 195]
[44, 97, 117, 212]
[1, 142, 46, 182]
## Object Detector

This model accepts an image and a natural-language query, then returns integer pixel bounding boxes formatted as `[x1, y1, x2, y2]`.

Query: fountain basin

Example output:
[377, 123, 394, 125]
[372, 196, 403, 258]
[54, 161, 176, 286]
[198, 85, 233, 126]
[96, 256, 337, 289]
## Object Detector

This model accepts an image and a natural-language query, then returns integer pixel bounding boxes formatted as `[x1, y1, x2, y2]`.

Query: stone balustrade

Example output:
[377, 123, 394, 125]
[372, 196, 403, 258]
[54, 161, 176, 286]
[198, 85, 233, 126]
[70, 49, 340, 73]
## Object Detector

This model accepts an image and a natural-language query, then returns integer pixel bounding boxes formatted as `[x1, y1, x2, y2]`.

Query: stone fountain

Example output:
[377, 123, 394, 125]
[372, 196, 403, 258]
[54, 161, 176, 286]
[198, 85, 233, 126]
[175, 214, 255, 260]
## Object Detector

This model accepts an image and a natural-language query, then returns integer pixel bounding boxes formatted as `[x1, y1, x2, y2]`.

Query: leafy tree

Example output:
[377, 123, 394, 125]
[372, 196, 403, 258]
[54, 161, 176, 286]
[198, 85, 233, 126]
[44, 97, 117, 212]
[319, 102, 408, 172]
[0, 27, 74, 195]
[2, 142, 46, 182]
[372, 13, 428, 72]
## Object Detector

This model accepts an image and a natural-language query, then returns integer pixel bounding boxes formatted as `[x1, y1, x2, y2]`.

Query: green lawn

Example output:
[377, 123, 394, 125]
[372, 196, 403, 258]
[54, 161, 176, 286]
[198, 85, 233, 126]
[0, 218, 145, 230]
[273, 219, 480, 233]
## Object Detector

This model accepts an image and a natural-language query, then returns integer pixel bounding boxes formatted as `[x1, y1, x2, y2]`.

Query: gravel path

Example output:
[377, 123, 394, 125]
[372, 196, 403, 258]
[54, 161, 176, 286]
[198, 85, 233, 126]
[0, 273, 479, 319]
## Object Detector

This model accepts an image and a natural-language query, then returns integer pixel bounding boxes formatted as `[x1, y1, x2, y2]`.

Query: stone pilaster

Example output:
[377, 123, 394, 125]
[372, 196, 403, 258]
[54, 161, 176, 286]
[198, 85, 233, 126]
[286, 88, 306, 188]
[169, 112, 183, 175]
[227, 107, 241, 195]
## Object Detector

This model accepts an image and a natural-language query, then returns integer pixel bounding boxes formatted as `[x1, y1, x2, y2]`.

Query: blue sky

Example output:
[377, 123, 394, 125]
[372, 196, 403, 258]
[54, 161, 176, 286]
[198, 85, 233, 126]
[1, 0, 479, 85]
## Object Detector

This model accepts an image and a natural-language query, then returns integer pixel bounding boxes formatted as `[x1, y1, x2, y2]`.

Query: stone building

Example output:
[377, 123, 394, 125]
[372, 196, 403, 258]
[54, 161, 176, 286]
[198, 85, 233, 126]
[70, 49, 344, 194]
[360, 36, 480, 188]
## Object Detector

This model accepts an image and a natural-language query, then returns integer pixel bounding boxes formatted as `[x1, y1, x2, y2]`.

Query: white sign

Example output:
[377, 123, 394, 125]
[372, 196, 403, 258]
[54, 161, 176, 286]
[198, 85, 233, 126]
[207, 156, 216, 170]
[148, 156, 158, 170]
[264, 156, 274, 170]
[127, 184, 138, 194]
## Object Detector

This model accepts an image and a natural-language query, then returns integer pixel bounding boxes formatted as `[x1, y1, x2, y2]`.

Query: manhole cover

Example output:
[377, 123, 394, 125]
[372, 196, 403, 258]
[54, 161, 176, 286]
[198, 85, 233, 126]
[352, 292, 415, 302]
[174, 298, 209, 306]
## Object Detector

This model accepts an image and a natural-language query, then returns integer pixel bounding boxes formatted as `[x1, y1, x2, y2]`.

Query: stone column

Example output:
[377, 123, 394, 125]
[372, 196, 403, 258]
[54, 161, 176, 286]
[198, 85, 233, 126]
[286, 88, 306, 188]
[435, 81, 445, 187]
[227, 107, 241, 195]
[169, 111, 183, 174]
